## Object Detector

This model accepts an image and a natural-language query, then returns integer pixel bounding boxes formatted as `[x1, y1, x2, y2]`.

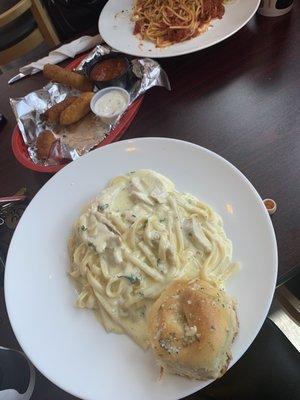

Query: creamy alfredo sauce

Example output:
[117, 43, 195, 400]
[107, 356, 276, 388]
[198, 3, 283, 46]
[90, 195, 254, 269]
[69, 170, 237, 348]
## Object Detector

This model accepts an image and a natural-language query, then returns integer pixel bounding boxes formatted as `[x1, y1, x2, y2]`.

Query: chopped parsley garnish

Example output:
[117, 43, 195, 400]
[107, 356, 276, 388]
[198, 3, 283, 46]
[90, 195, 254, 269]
[118, 274, 140, 284]
[88, 242, 96, 251]
[157, 258, 165, 272]
[138, 307, 146, 318]
[98, 204, 109, 212]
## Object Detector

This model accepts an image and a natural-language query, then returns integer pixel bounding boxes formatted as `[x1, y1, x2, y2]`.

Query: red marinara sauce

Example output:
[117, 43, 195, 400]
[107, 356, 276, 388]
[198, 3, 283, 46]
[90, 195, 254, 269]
[90, 58, 127, 81]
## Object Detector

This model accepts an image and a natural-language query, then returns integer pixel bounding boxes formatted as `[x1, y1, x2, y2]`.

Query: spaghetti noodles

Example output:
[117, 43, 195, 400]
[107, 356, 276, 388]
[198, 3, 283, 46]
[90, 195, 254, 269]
[132, 0, 225, 47]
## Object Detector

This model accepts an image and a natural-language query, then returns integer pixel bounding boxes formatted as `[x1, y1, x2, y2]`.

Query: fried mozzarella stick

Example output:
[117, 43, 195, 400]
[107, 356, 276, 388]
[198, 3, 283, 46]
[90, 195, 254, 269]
[60, 92, 94, 125]
[36, 130, 56, 160]
[44, 96, 77, 124]
[43, 64, 93, 91]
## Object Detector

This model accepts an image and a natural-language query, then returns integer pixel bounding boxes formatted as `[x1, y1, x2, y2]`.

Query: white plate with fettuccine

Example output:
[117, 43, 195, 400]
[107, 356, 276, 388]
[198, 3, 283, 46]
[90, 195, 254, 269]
[99, 0, 260, 58]
[5, 138, 277, 400]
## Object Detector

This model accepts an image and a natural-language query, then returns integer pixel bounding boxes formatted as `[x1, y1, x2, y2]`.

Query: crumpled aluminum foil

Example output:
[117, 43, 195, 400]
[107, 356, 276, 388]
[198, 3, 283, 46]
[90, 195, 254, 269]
[10, 45, 171, 166]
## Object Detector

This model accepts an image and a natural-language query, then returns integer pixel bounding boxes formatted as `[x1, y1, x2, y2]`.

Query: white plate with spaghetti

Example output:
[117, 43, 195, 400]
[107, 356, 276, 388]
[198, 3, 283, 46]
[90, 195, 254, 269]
[99, 0, 260, 58]
[5, 138, 277, 400]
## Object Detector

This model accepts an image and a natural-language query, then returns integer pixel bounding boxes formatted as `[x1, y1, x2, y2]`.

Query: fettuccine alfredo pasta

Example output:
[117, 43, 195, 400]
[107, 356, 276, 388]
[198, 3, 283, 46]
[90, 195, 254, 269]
[69, 170, 238, 348]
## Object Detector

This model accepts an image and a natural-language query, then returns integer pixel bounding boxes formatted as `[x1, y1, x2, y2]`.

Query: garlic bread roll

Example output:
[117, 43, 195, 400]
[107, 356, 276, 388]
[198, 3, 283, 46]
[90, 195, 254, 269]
[148, 278, 238, 380]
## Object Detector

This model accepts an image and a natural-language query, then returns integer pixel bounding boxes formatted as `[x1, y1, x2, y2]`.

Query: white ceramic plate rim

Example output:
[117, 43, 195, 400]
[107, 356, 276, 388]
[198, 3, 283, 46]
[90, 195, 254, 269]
[98, 0, 260, 58]
[5, 138, 277, 400]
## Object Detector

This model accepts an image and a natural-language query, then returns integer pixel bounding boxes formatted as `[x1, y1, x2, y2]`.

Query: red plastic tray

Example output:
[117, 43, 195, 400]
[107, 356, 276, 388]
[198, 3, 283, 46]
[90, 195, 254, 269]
[11, 55, 143, 174]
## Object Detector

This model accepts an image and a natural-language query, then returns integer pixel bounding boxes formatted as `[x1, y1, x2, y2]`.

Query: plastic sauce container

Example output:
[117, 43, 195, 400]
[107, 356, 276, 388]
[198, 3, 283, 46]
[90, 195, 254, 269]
[90, 87, 130, 125]
[84, 54, 131, 90]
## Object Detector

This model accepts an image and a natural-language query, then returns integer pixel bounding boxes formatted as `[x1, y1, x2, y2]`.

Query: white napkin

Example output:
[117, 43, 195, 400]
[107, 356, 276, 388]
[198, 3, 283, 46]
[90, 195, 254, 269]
[19, 35, 102, 75]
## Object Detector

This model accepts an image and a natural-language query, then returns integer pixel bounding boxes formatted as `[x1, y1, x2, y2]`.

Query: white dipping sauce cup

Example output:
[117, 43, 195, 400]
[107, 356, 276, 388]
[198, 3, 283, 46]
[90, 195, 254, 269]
[90, 87, 130, 125]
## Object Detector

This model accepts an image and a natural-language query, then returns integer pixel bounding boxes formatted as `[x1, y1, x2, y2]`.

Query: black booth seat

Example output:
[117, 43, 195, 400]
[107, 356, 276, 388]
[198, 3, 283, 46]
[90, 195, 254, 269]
[0, 11, 37, 52]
